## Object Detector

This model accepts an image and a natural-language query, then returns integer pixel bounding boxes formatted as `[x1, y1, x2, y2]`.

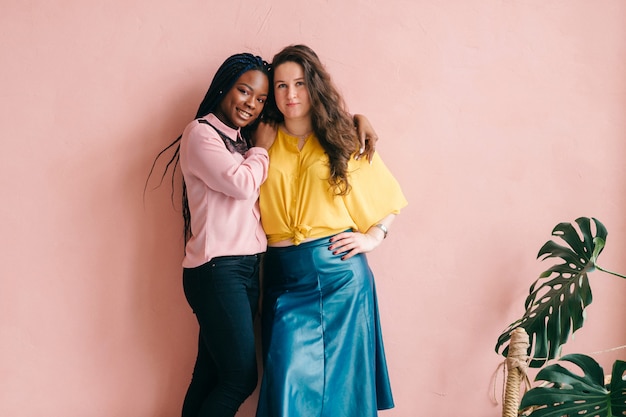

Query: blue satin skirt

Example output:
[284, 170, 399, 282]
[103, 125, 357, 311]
[256, 235, 394, 417]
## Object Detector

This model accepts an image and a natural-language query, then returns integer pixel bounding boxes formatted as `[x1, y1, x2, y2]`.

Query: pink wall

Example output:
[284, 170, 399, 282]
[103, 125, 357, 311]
[2, 1, 626, 416]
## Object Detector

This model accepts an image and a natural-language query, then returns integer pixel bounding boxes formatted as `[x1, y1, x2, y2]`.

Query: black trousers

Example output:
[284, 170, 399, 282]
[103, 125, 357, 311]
[181, 254, 260, 417]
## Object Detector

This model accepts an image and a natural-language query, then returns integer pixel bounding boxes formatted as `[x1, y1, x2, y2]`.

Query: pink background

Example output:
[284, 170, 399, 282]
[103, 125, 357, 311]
[2, 1, 626, 416]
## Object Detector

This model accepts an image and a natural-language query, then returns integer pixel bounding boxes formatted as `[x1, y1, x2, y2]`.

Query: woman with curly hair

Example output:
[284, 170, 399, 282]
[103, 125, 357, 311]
[255, 44, 408, 417]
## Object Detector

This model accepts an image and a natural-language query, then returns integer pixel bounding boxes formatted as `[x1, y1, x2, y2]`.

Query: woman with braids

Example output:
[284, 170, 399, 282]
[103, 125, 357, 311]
[147, 51, 379, 417]
[253, 45, 407, 417]
[148, 52, 272, 417]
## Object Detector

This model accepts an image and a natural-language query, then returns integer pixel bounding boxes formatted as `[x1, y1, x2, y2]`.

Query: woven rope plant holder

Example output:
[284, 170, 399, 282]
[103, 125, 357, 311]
[502, 327, 531, 417]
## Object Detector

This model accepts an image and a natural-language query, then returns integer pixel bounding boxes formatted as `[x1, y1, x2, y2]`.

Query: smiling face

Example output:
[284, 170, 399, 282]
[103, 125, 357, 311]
[272, 61, 312, 122]
[214, 69, 269, 129]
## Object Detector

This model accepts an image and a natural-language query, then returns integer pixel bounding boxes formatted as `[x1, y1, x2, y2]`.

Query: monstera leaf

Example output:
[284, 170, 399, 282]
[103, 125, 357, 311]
[520, 354, 626, 417]
[496, 217, 608, 367]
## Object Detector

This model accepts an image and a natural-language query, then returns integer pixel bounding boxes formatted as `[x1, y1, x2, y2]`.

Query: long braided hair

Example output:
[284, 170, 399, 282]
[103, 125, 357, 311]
[146, 53, 270, 245]
[263, 44, 358, 195]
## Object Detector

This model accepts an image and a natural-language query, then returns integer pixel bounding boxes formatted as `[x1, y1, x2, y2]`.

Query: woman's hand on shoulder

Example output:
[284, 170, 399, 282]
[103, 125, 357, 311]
[328, 230, 383, 260]
[252, 121, 278, 151]
[353, 114, 379, 162]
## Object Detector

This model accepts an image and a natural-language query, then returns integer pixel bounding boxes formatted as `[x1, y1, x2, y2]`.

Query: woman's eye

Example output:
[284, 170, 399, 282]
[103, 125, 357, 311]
[257, 97, 266, 104]
[239, 88, 249, 95]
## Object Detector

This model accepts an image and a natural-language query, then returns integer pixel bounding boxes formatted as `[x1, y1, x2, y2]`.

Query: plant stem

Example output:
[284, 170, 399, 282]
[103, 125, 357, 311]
[596, 264, 626, 279]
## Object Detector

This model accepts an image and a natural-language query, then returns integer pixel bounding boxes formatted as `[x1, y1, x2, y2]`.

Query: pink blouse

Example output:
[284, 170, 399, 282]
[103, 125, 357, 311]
[179, 113, 268, 268]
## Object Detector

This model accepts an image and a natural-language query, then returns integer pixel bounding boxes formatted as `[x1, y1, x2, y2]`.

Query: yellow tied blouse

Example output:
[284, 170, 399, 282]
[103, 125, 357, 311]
[260, 129, 408, 245]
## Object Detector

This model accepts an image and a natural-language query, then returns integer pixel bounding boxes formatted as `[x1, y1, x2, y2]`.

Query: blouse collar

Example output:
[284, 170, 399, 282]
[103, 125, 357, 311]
[204, 113, 241, 141]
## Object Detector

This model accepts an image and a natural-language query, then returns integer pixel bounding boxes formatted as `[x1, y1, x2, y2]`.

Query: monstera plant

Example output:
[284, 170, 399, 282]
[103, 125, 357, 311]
[495, 217, 626, 416]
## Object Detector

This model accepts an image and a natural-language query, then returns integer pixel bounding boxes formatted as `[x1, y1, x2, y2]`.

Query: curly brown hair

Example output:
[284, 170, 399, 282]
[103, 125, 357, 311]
[265, 44, 359, 195]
